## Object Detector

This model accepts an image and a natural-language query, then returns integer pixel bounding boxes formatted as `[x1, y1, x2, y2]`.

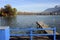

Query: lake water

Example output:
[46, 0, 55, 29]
[0, 15, 60, 33]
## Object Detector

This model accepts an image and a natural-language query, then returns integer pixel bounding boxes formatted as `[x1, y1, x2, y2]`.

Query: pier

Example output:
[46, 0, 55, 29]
[36, 21, 60, 39]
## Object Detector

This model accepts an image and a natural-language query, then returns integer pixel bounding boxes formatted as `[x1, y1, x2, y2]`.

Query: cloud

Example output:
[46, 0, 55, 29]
[13, 3, 59, 12]
[16, 3, 58, 8]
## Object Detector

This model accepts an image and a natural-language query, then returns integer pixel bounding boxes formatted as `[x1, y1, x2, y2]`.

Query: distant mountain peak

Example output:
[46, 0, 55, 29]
[43, 5, 60, 12]
[55, 5, 60, 8]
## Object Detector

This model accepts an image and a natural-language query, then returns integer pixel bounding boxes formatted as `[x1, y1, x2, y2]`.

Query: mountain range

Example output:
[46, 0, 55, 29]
[41, 5, 60, 15]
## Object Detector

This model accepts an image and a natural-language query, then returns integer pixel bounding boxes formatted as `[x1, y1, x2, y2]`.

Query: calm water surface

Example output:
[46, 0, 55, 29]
[0, 15, 60, 33]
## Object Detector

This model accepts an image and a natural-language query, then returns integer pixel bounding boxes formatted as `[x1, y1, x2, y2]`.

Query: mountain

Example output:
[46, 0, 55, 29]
[41, 5, 60, 15]
[44, 5, 60, 12]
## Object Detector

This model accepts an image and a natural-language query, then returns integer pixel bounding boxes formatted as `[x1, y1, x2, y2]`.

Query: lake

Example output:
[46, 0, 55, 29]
[0, 15, 60, 33]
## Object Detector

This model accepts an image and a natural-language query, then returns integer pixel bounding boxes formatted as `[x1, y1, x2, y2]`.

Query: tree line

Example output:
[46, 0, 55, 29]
[0, 4, 17, 17]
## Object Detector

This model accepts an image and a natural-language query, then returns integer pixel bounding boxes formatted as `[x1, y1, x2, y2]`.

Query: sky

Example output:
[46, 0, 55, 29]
[0, 0, 60, 12]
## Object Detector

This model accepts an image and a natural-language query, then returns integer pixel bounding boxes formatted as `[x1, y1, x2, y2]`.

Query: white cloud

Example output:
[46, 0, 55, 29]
[16, 3, 58, 9]
[12, 3, 59, 12]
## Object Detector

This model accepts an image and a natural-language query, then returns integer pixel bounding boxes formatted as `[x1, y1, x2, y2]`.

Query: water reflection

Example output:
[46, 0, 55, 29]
[0, 17, 17, 28]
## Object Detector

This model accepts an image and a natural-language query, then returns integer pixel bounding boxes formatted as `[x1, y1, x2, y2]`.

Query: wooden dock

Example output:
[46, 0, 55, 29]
[36, 21, 60, 39]
[36, 21, 59, 35]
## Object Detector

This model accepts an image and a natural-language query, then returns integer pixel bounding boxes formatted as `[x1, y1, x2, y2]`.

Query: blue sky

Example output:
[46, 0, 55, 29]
[0, 0, 60, 12]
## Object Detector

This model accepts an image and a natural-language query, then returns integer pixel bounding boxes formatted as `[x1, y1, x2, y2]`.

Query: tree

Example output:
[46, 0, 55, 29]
[0, 8, 5, 16]
[12, 8, 17, 15]
[4, 4, 13, 16]
[0, 4, 17, 17]
[0, 8, 1, 16]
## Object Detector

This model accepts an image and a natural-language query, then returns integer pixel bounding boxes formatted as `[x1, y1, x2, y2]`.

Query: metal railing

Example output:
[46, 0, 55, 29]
[10, 27, 56, 40]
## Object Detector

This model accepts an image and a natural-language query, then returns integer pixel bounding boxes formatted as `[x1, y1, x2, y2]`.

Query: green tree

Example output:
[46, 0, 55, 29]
[0, 8, 5, 16]
[4, 4, 12, 16]
[12, 8, 17, 16]
[0, 8, 1, 16]
[0, 4, 17, 17]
